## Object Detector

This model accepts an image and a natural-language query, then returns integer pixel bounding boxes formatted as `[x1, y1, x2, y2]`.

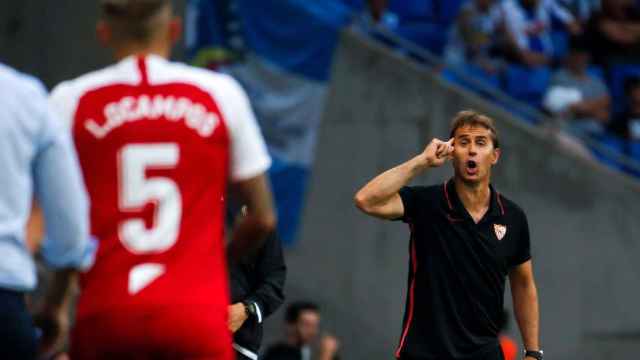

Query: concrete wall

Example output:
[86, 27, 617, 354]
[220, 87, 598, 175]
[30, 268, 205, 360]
[273, 31, 640, 359]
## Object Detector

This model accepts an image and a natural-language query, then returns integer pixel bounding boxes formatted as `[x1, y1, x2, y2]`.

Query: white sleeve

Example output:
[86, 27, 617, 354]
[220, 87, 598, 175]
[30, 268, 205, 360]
[546, 0, 574, 24]
[217, 76, 271, 181]
[502, 1, 528, 50]
[49, 81, 79, 130]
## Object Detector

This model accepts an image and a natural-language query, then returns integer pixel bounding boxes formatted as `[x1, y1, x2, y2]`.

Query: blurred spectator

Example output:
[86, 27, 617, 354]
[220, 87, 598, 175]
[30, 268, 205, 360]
[0, 63, 94, 360]
[444, 0, 506, 73]
[609, 77, 640, 140]
[502, 0, 580, 66]
[543, 35, 611, 138]
[228, 227, 287, 360]
[367, 0, 389, 22]
[498, 310, 518, 360]
[557, 0, 601, 23]
[587, 0, 640, 64]
[262, 301, 339, 360]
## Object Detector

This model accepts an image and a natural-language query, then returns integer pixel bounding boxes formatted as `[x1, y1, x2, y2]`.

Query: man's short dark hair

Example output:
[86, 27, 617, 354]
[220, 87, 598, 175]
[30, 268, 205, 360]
[100, 0, 173, 43]
[449, 110, 500, 148]
[285, 301, 319, 324]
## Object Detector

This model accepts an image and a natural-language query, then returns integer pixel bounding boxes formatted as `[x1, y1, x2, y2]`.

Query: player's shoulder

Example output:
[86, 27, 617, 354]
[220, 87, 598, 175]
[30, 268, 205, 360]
[50, 59, 138, 102]
[0, 63, 48, 99]
[147, 57, 244, 96]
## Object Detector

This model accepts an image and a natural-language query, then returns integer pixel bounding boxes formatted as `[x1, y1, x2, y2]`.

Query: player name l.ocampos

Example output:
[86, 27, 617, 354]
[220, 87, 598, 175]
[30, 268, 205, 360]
[84, 94, 220, 139]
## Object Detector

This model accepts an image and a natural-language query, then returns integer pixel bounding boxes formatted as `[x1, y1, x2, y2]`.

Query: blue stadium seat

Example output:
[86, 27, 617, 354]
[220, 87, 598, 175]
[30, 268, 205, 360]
[587, 65, 605, 83]
[394, 22, 450, 55]
[590, 134, 626, 171]
[609, 64, 640, 114]
[387, 0, 434, 21]
[387, 0, 465, 55]
[442, 64, 501, 93]
[550, 30, 569, 61]
[503, 65, 551, 108]
[436, 0, 467, 26]
[628, 141, 640, 176]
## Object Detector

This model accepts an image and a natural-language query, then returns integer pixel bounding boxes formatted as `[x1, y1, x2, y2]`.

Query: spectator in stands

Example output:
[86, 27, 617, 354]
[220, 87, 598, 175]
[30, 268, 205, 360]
[444, 0, 506, 73]
[610, 77, 640, 140]
[557, 0, 600, 23]
[366, 0, 389, 22]
[502, 0, 581, 67]
[262, 301, 339, 360]
[587, 0, 640, 65]
[543, 35, 611, 139]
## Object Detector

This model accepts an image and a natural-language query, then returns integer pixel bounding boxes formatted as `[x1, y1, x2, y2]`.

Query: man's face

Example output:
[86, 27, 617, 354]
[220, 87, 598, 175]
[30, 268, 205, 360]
[451, 125, 500, 184]
[296, 310, 320, 345]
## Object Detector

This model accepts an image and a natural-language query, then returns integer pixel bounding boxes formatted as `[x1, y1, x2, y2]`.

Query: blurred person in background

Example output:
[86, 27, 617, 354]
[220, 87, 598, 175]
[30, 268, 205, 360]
[0, 63, 95, 360]
[543, 35, 611, 139]
[610, 77, 640, 140]
[355, 111, 542, 360]
[587, 0, 640, 65]
[445, 0, 506, 74]
[498, 310, 518, 360]
[48, 0, 276, 358]
[502, 0, 581, 67]
[228, 207, 287, 360]
[262, 301, 340, 360]
[556, 0, 601, 23]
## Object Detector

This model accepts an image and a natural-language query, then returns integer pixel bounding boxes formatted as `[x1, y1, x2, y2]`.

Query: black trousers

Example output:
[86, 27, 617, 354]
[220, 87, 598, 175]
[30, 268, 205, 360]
[400, 345, 505, 360]
[0, 288, 38, 360]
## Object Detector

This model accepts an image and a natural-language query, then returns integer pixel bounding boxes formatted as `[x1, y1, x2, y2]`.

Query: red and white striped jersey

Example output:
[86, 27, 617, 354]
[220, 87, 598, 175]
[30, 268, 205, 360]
[49, 55, 271, 322]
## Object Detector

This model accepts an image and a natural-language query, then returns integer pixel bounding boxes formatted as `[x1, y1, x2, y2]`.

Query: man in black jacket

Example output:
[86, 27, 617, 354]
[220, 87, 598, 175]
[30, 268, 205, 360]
[228, 230, 287, 360]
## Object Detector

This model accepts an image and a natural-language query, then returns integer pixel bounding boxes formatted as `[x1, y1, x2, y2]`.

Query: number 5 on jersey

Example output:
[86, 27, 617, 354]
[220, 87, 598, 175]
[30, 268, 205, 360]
[118, 143, 182, 294]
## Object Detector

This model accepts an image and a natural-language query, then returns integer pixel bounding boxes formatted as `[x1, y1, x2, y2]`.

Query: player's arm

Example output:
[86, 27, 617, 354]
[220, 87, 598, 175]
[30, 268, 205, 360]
[228, 230, 284, 332]
[245, 231, 287, 320]
[354, 138, 454, 220]
[227, 174, 277, 262]
[33, 90, 96, 355]
[218, 74, 277, 260]
[509, 260, 540, 358]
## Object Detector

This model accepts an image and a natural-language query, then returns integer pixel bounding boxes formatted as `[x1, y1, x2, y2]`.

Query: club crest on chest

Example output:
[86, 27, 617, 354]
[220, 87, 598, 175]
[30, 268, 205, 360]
[493, 224, 507, 240]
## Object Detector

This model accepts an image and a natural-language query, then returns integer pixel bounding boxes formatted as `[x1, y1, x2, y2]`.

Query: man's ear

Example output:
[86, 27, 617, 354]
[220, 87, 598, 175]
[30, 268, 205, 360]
[168, 17, 182, 45]
[96, 21, 111, 48]
[492, 147, 501, 165]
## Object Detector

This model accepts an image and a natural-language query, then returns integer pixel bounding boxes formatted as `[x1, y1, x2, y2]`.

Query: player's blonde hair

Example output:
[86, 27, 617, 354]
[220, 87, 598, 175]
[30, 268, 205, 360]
[449, 110, 500, 148]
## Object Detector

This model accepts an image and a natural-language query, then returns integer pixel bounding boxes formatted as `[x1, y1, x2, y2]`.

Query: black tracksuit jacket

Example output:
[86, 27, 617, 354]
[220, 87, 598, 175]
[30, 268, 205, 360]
[229, 232, 287, 353]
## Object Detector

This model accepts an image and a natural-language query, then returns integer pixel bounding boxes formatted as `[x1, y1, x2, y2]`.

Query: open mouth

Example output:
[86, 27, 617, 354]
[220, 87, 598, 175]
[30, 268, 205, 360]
[465, 160, 478, 175]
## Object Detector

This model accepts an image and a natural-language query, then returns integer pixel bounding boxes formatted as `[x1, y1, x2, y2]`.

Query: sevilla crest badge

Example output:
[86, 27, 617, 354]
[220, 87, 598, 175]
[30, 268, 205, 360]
[493, 224, 507, 240]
